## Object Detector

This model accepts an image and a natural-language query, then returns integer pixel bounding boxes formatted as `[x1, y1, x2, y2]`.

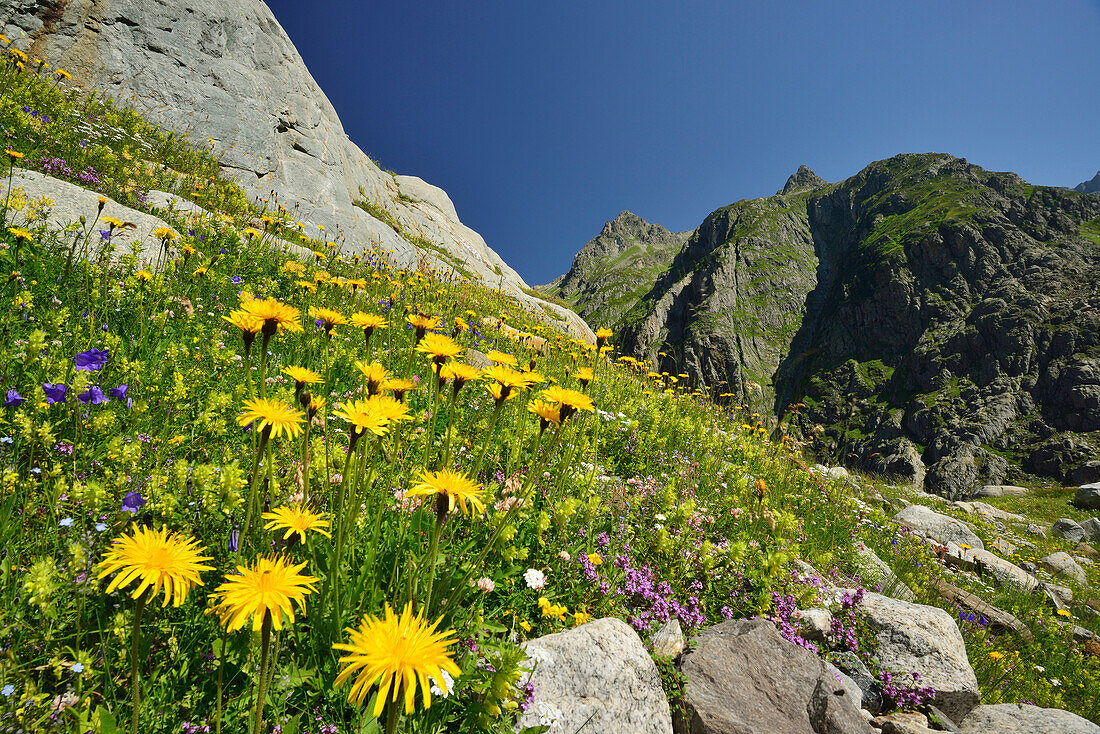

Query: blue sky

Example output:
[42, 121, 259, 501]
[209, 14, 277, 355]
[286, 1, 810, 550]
[265, 0, 1100, 284]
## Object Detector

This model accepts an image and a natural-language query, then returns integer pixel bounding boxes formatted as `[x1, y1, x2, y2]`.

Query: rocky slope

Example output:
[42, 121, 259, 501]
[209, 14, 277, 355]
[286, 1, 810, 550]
[0, 0, 592, 340]
[1076, 171, 1100, 194]
[559, 155, 1100, 494]
[544, 211, 690, 331]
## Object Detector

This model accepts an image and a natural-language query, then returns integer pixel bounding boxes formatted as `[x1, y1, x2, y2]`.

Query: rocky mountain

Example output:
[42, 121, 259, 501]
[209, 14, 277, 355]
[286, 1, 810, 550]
[544, 211, 690, 330]
[0, 0, 592, 340]
[561, 154, 1100, 495]
[1076, 171, 1100, 194]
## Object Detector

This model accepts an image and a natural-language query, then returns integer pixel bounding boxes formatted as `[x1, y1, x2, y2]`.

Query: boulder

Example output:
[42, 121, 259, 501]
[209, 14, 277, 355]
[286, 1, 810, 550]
[824, 662, 862, 710]
[966, 502, 1025, 523]
[1076, 483, 1100, 510]
[959, 548, 1038, 592]
[830, 651, 884, 714]
[974, 485, 1029, 497]
[1066, 460, 1100, 486]
[518, 618, 671, 734]
[959, 704, 1100, 733]
[676, 618, 871, 734]
[1026, 523, 1047, 538]
[651, 617, 685, 659]
[464, 348, 492, 370]
[894, 505, 984, 550]
[797, 608, 833, 645]
[990, 538, 1017, 555]
[873, 712, 938, 734]
[1053, 519, 1086, 544]
[1081, 518, 1100, 543]
[1039, 552, 1088, 585]
[858, 593, 979, 722]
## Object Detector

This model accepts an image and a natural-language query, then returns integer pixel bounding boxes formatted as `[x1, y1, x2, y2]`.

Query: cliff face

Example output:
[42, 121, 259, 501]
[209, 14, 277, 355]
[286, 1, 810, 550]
[546, 211, 690, 331]
[568, 154, 1100, 494]
[1076, 171, 1100, 194]
[0, 0, 593, 339]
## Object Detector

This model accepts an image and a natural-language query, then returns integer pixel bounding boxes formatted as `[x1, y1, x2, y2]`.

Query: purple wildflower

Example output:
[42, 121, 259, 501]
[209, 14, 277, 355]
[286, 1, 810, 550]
[43, 383, 67, 403]
[121, 491, 145, 514]
[78, 386, 108, 405]
[4, 389, 25, 407]
[74, 348, 109, 371]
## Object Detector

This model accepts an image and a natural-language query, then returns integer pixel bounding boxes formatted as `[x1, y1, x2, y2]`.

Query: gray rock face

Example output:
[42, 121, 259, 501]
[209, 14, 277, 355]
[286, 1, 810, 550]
[960, 704, 1100, 733]
[1067, 460, 1100, 485]
[1040, 552, 1088, 585]
[518, 618, 671, 734]
[894, 505, 984, 550]
[1076, 483, 1100, 509]
[858, 593, 980, 722]
[548, 211, 691, 331]
[0, 0, 593, 341]
[956, 547, 1038, 592]
[677, 618, 871, 734]
[1053, 518, 1087, 544]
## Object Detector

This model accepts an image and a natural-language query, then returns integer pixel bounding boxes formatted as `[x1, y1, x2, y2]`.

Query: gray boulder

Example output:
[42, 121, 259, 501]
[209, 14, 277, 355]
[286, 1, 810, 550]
[1080, 517, 1100, 543]
[974, 485, 1029, 497]
[858, 593, 979, 722]
[894, 505, 984, 550]
[677, 618, 871, 734]
[651, 617, 685, 659]
[518, 618, 671, 734]
[959, 704, 1100, 733]
[1066, 460, 1100, 486]
[1077, 483, 1100, 510]
[830, 651, 884, 713]
[1040, 552, 1088, 585]
[1053, 518, 1086, 544]
[798, 608, 833, 645]
[959, 548, 1038, 592]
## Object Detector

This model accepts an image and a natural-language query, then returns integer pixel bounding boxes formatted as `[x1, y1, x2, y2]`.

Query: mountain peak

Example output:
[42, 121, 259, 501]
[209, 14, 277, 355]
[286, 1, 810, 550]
[780, 165, 827, 195]
[1075, 171, 1100, 194]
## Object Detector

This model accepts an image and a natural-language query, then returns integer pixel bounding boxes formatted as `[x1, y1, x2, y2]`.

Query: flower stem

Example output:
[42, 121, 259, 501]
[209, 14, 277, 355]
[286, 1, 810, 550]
[251, 611, 273, 734]
[129, 593, 146, 734]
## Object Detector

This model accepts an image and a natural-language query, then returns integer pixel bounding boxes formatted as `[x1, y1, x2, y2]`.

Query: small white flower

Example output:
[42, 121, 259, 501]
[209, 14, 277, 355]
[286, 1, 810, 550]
[525, 646, 554, 666]
[476, 576, 495, 592]
[558, 550, 571, 562]
[429, 669, 454, 698]
[1034, 665, 1045, 673]
[524, 568, 546, 590]
[1050, 678, 1061, 687]
[59, 517, 73, 528]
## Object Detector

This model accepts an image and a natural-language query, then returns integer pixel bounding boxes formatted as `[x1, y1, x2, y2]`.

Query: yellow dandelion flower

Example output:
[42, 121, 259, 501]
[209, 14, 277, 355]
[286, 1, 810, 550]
[485, 350, 518, 367]
[96, 526, 212, 607]
[308, 306, 346, 335]
[7, 227, 33, 241]
[541, 385, 595, 421]
[407, 468, 485, 516]
[242, 298, 302, 336]
[438, 361, 481, 393]
[283, 365, 322, 389]
[383, 378, 418, 401]
[356, 360, 390, 395]
[528, 399, 561, 431]
[135, 270, 153, 282]
[415, 332, 463, 364]
[211, 555, 317, 632]
[573, 367, 594, 386]
[5, 148, 25, 161]
[407, 312, 441, 342]
[237, 398, 305, 440]
[333, 602, 461, 716]
[350, 311, 388, 335]
[297, 279, 317, 293]
[152, 227, 177, 242]
[262, 504, 331, 544]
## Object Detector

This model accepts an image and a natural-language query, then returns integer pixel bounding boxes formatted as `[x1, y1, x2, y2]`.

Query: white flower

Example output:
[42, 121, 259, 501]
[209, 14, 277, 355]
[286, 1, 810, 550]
[525, 646, 554, 667]
[1034, 665, 1045, 673]
[1050, 678, 1061, 687]
[524, 568, 546, 590]
[558, 550, 571, 562]
[535, 701, 565, 732]
[429, 669, 455, 698]
[476, 576, 495, 592]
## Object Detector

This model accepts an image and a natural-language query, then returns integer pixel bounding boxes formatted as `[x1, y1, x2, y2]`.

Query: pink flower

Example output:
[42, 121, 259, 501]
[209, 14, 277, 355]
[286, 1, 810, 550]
[477, 577, 495, 592]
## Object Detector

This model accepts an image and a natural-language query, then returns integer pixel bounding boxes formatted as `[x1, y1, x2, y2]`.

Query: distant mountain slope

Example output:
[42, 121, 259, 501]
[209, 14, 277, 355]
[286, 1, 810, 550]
[566, 154, 1100, 494]
[0, 0, 593, 339]
[1075, 171, 1100, 194]
[545, 211, 690, 330]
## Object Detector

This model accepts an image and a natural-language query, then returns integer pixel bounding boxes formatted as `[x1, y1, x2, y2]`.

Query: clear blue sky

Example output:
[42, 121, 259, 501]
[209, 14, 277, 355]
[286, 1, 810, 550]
[264, 0, 1100, 285]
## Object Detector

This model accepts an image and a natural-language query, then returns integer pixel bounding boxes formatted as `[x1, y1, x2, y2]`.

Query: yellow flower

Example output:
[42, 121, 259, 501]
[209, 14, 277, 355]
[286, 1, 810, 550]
[333, 602, 461, 716]
[283, 365, 322, 388]
[573, 367, 594, 386]
[594, 327, 613, 341]
[541, 385, 595, 421]
[1055, 609, 1071, 617]
[587, 553, 602, 566]
[192, 267, 208, 277]
[527, 399, 561, 431]
[134, 270, 153, 282]
[5, 149, 25, 161]
[350, 311, 388, 335]
[237, 398, 305, 440]
[988, 651, 1004, 661]
[211, 555, 317, 632]
[297, 280, 317, 293]
[485, 350, 518, 367]
[356, 360, 390, 396]
[383, 378, 418, 401]
[96, 526, 212, 607]
[7, 227, 33, 241]
[263, 504, 331, 544]
[242, 227, 264, 239]
[242, 298, 302, 336]
[415, 332, 463, 364]
[334, 395, 412, 442]
[407, 468, 485, 516]
[223, 309, 263, 336]
[407, 313, 441, 342]
[308, 306, 346, 335]
[152, 227, 177, 242]
[519, 620, 532, 632]
[438, 361, 482, 392]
